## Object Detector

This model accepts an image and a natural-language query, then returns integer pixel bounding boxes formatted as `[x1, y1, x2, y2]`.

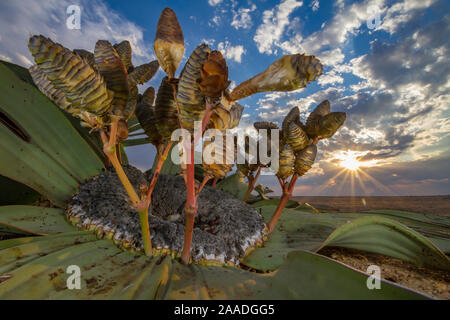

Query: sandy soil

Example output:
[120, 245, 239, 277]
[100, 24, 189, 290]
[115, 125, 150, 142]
[291, 195, 450, 216]
[320, 247, 450, 300]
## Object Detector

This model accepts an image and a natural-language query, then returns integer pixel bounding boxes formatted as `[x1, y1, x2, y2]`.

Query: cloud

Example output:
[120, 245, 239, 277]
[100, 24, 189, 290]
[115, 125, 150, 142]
[251, 9, 450, 175]
[279, 0, 386, 55]
[0, 0, 154, 68]
[201, 38, 216, 46]
[316, 48, 345, 67]
[217, 41, 246, 63]
[209, 15, 221, 27]
[318, 70, 344, 86]
[350, 14, 450, 95]
[247, 1, 449, 196]
[379, 0, 436, 34]
[253, 0, 303, 54]
[231, 4, 257, 30]
[208, 0, 223, 6]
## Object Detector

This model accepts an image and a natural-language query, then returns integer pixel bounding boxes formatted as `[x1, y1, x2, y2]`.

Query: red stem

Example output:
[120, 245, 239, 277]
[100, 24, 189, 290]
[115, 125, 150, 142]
[145, 141, 173, 207]
[202, 105, 213, 132]
[243, 167, 262, 202]
[180, 99, 216, 264]
[267, 174, 298, 233]
[211, 178, 218, 187]
[193, 101, 214, 147]
[196, 175, 211, 196]
[181, 145, 197, 264]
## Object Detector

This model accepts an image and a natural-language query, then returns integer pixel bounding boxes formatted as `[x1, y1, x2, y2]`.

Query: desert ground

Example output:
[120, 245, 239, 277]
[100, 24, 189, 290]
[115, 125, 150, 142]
[291, 195, 450, 216]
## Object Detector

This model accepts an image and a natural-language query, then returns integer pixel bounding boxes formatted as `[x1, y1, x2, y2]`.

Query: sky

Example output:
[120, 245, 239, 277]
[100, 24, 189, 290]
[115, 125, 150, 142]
[0, 0, 449, 196]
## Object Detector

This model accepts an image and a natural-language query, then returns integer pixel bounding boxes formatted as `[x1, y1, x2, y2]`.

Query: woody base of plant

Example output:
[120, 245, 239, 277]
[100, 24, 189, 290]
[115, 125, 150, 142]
[66, 165, 266, 265]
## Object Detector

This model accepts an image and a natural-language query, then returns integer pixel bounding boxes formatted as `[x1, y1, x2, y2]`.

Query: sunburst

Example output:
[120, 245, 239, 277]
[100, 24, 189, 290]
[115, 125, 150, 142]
[337, 150, 364, 171]
[315, 150, 397, 196]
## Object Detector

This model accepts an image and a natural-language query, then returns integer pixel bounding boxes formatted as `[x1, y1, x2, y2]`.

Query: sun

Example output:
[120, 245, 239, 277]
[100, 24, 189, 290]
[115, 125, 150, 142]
[340, 156, 361, 171]
[338, 150, 362, 171]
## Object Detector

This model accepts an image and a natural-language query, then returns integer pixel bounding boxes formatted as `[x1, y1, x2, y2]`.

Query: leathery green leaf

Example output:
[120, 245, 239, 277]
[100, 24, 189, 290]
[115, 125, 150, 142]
[242, 206, 346, 271]
[126, 116, 140, 129]
[0, 206, 74, 235]
[259, 251, 428, 300]
[216, 173, 249, 200]
[242, 206, 450, 272]
[63, 112, 105, 163]
[363, 209, 450, 228]
[0, 175, 41, 206]
[0, 123, 78, 207]
[0, 239, 118, 299]
[0, 62, 104, 204]
[250, 198, 299, 209]
[0, 236, 427, 299]
[128, 123, 143, 133]
[314, 210, 450, 253]
[0, 231, 96, 274]
[316, 216, 450, 270]
[122, 137, 150, 147]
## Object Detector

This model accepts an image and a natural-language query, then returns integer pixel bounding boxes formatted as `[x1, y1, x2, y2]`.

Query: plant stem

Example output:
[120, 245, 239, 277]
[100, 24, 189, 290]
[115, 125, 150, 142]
[138, 207, 152, 256]
[108, 152, 140, 205]
[267, 173, 298, 233]
[181, 145, 197, 264]
[171, 81, 215, 264]
[117, 142, 123, 165]
[201, 100, 214, 132]
[145, 141, 173, 207]
[243, 166, 262, 202]
[212, 178, 218, 187]
[100, 122, 140, 206]
[193, 100, 214, 147]
[100, 119, 152, 255]
[196, 175, 211, 196]
[180, 98, 214, 263]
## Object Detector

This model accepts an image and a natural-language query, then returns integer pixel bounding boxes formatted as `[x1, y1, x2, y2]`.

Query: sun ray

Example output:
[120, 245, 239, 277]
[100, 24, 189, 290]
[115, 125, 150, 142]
[335, 169, 352, 195]
[321, 149, 396, 197]
[357, 169, 398, 196]
[355, 169, 370, 195]
[315, 167, 347, 194]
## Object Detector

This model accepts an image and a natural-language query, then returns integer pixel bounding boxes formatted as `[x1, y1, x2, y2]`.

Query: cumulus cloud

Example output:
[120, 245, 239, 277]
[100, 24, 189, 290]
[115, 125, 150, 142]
[250, 6, 449, 195]
[279, 0, 386, 55]
[350, 15, 450, 95]
[253, 0, 303, 54]
[217, 41, 246, 63]
[318, 70, 344, 86]
[231, 4, 257, 30]
[379, 0, 436, 34]
[0, 0, 154, 68]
